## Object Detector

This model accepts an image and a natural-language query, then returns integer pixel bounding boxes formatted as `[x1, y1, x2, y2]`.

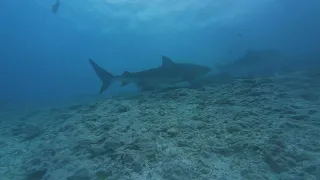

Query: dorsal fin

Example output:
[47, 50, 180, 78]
[161, 56, 175, 67]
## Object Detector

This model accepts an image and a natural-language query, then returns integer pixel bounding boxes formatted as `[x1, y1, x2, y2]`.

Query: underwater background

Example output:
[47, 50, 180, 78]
[1, 0, 319, 108]
[0, 0, 320, 180]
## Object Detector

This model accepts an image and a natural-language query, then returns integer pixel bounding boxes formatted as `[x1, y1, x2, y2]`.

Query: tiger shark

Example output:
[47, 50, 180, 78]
[89, 56, 212, 93]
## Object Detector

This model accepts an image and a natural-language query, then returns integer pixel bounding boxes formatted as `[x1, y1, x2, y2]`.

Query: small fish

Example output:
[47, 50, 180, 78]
[52, 0, 60, 14]
[89, 56, 212, 93]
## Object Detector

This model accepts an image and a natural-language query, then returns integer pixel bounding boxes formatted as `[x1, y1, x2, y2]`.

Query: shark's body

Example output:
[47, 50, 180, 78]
[89, 56, 212, 93]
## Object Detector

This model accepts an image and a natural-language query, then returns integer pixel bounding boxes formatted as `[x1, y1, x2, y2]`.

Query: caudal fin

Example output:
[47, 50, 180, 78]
[89, 59, 114, 94]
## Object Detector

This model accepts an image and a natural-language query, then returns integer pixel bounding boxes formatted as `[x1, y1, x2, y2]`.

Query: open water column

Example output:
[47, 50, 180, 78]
[0, 0, 319, 179]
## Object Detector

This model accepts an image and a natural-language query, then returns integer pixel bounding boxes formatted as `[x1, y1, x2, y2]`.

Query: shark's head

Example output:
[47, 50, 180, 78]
[191, 65, 212, 78]
[198, 65, 212, 74]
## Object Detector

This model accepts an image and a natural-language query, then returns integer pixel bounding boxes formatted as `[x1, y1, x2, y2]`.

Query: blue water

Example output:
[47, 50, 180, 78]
[0, 0, 319, 107]
[0, 1, 320, 179]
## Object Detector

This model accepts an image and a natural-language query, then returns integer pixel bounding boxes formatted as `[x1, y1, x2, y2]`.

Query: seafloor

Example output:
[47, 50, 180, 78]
[0, 69, 319, 180]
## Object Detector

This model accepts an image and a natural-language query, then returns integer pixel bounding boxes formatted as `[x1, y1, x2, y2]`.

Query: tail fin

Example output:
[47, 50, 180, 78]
[89, 59, 114, 94]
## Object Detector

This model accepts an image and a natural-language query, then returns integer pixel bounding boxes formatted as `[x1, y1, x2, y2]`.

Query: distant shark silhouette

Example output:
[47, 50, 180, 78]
[217, 49, 287, 77]
[89, 56, 212, 93]
[52, 0, 60, 14]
